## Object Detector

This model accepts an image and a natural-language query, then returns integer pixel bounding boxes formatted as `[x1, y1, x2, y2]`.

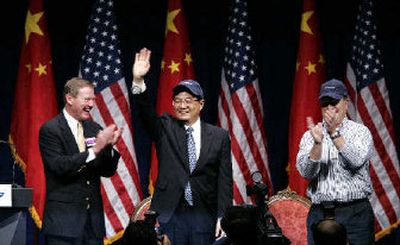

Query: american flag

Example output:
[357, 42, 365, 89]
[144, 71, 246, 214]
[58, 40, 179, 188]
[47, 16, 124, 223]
[79, 0, 142, 241]
[344, 0, 400, 238]
[218, 0, 273, 204]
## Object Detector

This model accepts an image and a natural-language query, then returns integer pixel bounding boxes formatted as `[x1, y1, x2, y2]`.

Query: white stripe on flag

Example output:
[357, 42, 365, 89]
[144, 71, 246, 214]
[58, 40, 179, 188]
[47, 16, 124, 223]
[237, 83, 270, 173]
[369, 191, 389, 229]
[115, 158, 141, 204]
[222, 82, 259, 175]
[376, 78, 392, 118]
[232, 157, 250, 203]
[104, 212, 115, 238]
[101, 177, 129, 227]
[101, 82, 137, 160]
[360, 87, 400, 176]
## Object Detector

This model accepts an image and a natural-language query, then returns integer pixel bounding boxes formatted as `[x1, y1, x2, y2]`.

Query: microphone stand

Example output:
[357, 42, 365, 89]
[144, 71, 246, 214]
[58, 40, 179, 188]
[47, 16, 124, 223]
[0, 139, 19, 187]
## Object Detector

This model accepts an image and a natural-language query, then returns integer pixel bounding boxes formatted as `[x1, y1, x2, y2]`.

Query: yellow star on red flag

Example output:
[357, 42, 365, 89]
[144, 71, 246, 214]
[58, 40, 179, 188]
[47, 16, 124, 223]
[168, 60, 180, 73]
[35, 62, 47, 76]
[184, 53, 192, 66]
[304, 61, 316, 75]
[301, 11, 314, 35]
[166, 9, 180, 34]
[25, 11, 44, 43]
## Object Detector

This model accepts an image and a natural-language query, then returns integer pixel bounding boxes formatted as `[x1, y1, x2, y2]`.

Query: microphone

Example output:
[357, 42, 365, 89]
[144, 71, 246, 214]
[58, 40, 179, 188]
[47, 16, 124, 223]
[0, 139, 19, 187]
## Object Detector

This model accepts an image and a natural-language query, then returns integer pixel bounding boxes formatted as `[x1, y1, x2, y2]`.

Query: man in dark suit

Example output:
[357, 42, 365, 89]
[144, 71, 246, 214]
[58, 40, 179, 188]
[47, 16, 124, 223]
[39, 77, 121, 244]
[131, 48, 233, 245]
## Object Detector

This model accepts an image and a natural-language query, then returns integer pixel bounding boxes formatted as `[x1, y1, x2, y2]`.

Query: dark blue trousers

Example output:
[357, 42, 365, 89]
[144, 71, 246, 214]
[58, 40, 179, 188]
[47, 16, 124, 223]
[44, 211, 103, 245]
[160, 199, 215, 245]
[307, 198, 374, 245]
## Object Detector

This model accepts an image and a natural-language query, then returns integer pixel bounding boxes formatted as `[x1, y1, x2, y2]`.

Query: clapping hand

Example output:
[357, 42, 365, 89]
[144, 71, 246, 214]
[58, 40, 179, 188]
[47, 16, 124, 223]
[93, 124, 122, 154]
[323, 107, 340, 133]
[307, 117, 323, 144]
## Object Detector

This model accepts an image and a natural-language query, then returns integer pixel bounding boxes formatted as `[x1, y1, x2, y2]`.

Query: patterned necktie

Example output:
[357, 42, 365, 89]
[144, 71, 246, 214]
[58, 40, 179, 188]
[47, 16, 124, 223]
[184, 127, 196, 205]
[77, 122, 85, 152]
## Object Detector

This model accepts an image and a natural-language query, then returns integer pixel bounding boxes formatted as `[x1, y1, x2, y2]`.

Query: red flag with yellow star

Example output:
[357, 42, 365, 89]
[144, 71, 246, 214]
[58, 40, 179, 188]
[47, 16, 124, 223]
[287, 0, 326, 196]
[9, 0, 58, 228]
[148, 0, 196, 194]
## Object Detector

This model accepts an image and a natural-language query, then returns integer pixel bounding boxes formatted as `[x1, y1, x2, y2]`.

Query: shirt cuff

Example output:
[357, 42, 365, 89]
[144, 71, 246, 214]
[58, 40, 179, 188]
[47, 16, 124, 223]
[86, 148, 96, 162]
[131, 80, 147, 94]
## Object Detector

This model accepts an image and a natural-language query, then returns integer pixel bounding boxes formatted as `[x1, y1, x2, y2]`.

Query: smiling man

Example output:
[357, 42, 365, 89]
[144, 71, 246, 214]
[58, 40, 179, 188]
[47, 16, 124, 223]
[131, 48, 232, 245]
[39, 77, 121, 244]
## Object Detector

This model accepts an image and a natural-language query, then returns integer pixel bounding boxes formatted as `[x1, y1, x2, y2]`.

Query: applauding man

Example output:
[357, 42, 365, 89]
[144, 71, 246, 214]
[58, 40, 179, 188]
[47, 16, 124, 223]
[296, 79, 374, 244]
[39, 77, 121, 244]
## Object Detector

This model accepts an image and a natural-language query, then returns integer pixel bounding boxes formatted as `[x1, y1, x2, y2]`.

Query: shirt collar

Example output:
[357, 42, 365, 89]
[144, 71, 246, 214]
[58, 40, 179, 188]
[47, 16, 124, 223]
[184, 118, 201, 132]
[63, 108, 80, 131]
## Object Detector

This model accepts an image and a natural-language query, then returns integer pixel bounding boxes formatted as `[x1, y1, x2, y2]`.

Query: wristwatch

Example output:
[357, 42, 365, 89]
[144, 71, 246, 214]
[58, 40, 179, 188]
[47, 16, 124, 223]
[131, 84, 142, 94]
[330, 129, 341, 140]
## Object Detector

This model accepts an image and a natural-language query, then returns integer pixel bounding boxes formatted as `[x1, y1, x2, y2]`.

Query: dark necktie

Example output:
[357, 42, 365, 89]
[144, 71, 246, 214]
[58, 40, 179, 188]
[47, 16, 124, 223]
[184, 127, 196, 205]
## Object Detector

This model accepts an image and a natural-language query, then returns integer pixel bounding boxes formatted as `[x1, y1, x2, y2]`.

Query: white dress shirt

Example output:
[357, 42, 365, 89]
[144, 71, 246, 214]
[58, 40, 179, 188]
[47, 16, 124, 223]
[63, 109, 95, 162]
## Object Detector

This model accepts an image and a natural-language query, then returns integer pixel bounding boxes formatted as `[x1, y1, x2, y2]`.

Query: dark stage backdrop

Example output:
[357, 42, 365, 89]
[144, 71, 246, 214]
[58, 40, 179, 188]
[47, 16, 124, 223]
[1, 0, 400, 243]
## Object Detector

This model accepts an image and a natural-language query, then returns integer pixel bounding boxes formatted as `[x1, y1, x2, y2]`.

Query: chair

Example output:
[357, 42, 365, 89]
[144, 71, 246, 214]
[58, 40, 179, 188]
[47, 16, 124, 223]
[131, 196, 152, 222]
[267, 188, 311, 245]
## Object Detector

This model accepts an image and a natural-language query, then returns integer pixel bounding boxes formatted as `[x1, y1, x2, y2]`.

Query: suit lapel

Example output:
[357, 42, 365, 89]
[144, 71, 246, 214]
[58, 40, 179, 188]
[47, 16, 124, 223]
[195, 122, 212, 172]
[174, 122, 190, 172]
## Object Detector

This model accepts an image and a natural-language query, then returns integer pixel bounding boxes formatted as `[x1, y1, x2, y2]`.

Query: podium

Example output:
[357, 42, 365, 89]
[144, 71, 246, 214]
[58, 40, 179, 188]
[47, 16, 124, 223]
[0, 187, 32, 245]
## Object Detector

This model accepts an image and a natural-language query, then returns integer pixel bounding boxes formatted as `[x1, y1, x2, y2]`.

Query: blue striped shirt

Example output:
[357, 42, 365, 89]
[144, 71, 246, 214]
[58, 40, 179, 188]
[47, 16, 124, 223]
[296, 118, 373, 204]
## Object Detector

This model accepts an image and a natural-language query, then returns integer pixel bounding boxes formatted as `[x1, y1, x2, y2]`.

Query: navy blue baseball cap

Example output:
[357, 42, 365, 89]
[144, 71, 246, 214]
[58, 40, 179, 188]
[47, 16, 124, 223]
[319, 79, 348, 100]
[173, 79, 204, 99]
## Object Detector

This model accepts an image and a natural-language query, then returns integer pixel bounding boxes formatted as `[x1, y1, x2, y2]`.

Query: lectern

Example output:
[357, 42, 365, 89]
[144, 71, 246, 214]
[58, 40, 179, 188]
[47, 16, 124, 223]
[0, 186, 33, 245]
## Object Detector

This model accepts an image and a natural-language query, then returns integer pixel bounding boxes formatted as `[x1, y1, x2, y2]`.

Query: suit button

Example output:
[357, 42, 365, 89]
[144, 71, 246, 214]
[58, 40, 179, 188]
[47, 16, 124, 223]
[86, 180, 90, 185]
[85, 197, 89, 201]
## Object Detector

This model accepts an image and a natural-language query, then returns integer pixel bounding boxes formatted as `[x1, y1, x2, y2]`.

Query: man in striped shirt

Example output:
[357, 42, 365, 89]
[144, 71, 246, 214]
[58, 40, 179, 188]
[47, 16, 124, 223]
[296, 79, 374, 244]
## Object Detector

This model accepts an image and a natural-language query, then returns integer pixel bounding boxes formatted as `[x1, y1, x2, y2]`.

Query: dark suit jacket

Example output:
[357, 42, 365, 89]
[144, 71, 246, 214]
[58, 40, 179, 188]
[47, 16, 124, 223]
[39, 113, 119, 238]
[134, 91, 233, 230]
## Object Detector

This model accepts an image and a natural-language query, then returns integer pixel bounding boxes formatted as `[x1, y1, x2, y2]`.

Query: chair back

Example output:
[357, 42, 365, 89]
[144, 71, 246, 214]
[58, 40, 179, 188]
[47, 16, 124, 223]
[131, 196, 152, 222]
[267, 188, 311, 245]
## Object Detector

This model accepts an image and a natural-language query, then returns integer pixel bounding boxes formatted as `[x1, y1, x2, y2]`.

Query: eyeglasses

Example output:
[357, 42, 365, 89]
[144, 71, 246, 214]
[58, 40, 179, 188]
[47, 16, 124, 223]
[320, 99, 340, 108]
[173, 97, 199, 105]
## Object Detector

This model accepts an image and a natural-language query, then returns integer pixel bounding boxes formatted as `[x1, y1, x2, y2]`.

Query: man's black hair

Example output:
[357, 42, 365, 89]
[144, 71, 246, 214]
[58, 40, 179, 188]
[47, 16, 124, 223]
[221, 205, 259, 245]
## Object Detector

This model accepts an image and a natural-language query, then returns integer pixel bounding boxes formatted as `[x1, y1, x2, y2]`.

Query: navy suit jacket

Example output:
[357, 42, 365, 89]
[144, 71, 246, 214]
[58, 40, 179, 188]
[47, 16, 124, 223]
[134, 91, 233, 230]
[39, 113, 119, 238]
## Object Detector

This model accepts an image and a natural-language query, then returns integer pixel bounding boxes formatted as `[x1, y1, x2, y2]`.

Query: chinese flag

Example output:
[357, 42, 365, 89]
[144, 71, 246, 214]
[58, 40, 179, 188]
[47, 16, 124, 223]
[9, 0, 58, 228]
[149, 0, 196, 194]
[287, 0, 325, 196]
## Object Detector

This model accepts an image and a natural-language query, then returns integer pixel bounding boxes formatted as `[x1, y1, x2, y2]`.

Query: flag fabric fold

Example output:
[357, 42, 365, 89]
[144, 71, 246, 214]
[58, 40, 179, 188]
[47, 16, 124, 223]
[218, 0, 272, 205]
[148, 0, 196, 194]
[79, 0, 142, 242]
[9, 0, 58, 229]
[287, 0, 326, 196]
[344, 0, 400, 239]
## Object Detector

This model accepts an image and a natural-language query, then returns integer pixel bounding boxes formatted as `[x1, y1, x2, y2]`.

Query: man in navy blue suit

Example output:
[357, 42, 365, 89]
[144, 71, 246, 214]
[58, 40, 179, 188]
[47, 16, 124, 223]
[131, 48, 233, 245]
[39, 77, 121, 244]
